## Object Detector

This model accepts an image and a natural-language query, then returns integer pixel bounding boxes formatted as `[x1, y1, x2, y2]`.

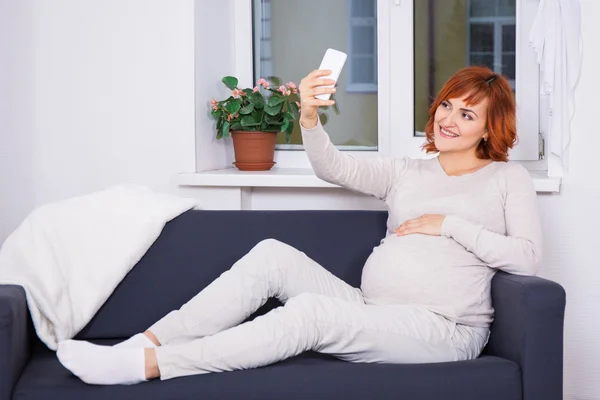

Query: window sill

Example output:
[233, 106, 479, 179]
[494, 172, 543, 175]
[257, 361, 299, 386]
[177, 168, 561, 193]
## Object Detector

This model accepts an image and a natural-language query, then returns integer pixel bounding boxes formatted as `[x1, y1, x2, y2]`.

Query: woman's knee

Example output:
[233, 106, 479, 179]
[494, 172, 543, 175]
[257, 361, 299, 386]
[231, 238, 291, 275]
[244, 238, 298, 268]
[281, 293, 322, 346]
[252, 238, 288, 253]
[284, 293, 326, 319]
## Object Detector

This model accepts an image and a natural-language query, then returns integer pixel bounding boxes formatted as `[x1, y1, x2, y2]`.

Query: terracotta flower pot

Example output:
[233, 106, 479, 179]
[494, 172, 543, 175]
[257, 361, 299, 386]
[231, 131, 277, 171]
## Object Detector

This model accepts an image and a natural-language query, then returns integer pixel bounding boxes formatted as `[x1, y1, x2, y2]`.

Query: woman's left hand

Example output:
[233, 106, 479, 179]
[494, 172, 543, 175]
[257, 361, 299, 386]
[395, 214, 446, 237]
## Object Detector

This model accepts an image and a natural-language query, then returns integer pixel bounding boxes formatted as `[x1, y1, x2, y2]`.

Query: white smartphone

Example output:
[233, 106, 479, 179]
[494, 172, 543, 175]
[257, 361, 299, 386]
[315, 48, 347, 101]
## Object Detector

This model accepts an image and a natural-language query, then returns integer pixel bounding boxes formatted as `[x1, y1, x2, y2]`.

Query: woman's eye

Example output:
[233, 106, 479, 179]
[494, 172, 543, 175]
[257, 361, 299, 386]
[463, 113, 472, 120]
[442, 102, 450, 109]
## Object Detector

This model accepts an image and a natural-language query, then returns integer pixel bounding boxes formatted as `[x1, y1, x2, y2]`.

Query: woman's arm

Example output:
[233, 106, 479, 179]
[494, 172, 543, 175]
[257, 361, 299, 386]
[440, 164, 543, 276]
[301, 118, 406, 201]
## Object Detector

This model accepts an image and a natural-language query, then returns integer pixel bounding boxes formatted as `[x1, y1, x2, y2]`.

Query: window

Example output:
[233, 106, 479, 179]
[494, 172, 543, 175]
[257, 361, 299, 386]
[467, 0, 516, 89]
[253, 0, 273, 81]
[235, 0, 540, 168]
[414, 0, 518, 136]
[347, 0, 378, 93]
[251, 0, 379, 158]
[409, 0, 539, 160]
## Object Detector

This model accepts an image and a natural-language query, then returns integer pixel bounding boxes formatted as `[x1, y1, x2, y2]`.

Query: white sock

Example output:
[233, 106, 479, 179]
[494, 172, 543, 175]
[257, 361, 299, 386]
[114, 333, 157, 349]
[57, 340, 147, 385]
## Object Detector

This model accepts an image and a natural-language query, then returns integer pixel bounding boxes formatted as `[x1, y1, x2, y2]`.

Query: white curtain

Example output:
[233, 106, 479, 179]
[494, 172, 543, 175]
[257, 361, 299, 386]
[529, 0, 583, 177]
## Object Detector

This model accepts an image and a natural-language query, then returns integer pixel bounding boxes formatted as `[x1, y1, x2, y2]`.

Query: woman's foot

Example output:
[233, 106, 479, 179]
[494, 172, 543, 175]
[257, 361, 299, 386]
[114, 332, 158, 349]
[57, 340, 147, 385]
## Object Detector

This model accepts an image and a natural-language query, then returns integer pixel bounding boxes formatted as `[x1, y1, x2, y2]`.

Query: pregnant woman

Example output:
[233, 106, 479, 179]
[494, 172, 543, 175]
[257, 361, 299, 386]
[57, 66, 542, 385]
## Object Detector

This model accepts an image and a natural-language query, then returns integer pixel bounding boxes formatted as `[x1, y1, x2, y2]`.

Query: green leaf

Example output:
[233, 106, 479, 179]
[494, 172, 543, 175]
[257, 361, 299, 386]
[289, 102, 300, 119]
[221, 121, 230, 138]
[247, 92, 265, 109]
[211, 109, 222, 119]
[230, 122, 243, 131]
[250, 109, 262, 121]
[241, 115, 261, 127]
[281, 120, 289, 133]
[332, 95, 340, 114]
[242, 88, 253, 96]
[226, 101, 241, 114]
[319, 113, 329, 125]
[216, 117, 224, 131]
[266, 76, 281, 86]
[262, 125, 281, 132]
[268, 95, 285, 107]
[264, 102, 283, 116]
[283, 112, 294, 122]
[239, 103, 255, 115]
[285, 120, 295, 135]
[222, 76, 238, 90]
[265, 114, 283, 125]
[287, 93, 300, 103]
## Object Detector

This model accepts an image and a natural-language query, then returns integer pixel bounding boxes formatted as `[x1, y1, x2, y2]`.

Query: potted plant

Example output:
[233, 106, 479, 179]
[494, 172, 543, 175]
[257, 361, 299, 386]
[210, 76, 300, 171]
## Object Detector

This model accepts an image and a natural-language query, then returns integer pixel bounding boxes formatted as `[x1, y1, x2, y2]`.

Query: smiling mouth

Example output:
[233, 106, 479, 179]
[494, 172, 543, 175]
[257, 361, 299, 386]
[439, 126, 459, 138]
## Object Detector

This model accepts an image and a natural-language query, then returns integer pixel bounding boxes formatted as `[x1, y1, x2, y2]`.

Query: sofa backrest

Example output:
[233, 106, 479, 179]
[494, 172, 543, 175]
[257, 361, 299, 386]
[75, 209, 388, 339]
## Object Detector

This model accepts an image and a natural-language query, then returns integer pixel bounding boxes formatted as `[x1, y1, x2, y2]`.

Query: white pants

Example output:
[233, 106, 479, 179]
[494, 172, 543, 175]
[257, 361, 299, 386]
[149, 239, 488, 380]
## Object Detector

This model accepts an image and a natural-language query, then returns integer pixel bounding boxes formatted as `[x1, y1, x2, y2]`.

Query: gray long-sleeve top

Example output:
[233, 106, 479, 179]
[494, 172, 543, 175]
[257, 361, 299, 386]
[302, 119, 543, 328]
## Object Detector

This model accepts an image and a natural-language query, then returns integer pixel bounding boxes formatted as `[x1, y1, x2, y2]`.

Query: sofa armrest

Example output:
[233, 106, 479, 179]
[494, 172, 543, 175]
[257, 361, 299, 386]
[487, 271, 566, 400]
[0, 285, 32, 400]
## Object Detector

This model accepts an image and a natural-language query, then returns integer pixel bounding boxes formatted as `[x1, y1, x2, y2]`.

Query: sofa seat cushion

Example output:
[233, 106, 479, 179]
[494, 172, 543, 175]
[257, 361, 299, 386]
[15, 342, 521, 400]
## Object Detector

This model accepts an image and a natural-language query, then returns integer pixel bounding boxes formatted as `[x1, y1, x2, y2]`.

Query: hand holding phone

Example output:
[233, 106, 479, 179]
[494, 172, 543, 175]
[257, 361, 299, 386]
[298, 49, 347, 127]
[315, 49, 347, 100]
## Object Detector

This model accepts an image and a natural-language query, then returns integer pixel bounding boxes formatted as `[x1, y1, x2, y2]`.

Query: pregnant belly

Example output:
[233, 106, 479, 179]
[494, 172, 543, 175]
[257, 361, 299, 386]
[360, 234, 486, 306]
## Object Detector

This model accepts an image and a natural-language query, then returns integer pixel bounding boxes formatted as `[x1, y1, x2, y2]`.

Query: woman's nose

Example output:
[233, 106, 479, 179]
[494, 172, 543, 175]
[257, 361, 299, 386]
[443, 110, 459, 126]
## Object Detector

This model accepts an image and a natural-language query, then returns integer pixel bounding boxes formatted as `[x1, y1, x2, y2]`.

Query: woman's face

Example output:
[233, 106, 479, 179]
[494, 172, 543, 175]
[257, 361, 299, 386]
[433, 95, 489, 154]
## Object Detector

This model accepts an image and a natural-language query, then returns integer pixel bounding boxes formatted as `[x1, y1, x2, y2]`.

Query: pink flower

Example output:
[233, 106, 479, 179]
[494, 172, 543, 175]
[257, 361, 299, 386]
[210, 98, 218, 106]
[277, 85, 291, 96]
[227, 114, 233, 121]
[232, 88, 243, 98]
[239, 91, 247, 97]
[212, 105, 218, 111]
[257, 78, 270, 89]
[286, 82, 298, 94]
[253, 86, 260, 93]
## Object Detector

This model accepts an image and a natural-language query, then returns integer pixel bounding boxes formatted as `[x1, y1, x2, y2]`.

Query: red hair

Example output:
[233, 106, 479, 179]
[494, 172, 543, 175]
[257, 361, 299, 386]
[422, 66, 517, 162]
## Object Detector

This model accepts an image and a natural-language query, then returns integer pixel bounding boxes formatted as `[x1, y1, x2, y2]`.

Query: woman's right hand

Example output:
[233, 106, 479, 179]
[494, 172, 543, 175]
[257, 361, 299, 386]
[298, 70, 337, 129]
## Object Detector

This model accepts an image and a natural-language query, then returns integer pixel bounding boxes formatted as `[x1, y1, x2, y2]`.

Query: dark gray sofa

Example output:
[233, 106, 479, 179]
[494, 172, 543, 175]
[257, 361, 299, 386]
[0, 210, 566, 399]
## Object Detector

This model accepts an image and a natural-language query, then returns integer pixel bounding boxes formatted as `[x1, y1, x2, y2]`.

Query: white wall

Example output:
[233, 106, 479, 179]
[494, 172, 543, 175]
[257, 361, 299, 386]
[0, 0, 196, 241]
[0, 0, 36, 242]
[536, 1, 600, 398]
[194, 0, 235, 171]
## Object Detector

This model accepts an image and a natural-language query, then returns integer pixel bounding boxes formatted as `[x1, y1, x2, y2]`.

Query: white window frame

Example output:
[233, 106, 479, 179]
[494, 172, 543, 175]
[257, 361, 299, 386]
[252, 0, 273, 84]
[347, 0, 378, 94]
[233, 0, 542, 169]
